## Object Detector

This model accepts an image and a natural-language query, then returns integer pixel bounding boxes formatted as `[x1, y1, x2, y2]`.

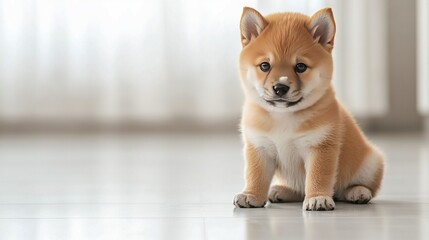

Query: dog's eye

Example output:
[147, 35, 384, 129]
[295, 63, 307, 73]
[259, 62, 271, 72]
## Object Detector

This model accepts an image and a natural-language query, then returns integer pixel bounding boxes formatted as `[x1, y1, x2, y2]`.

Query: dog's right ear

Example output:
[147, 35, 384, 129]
[240, 7, 268, 46]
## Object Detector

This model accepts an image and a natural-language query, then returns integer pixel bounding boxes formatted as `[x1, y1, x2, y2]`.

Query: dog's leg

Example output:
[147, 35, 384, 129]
[234, 143, 275, 208]
[339, 149, 384, 204]
[303, 146, 338, 211]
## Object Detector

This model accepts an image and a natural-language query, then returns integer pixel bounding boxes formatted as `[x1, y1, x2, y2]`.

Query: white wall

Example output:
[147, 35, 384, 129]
[417, 0, 429, 132]
[418, 0, 429, 116]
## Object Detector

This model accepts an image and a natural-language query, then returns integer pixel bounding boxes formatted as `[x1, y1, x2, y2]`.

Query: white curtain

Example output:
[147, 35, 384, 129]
[418, 0, 429, 116]
[0, 0, 246, 125]
[0, 0, 389, 126]
[332, 0, 388, 117]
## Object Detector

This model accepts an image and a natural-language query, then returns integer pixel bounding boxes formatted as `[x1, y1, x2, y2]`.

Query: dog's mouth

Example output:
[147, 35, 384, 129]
[265, 97, 303, 107]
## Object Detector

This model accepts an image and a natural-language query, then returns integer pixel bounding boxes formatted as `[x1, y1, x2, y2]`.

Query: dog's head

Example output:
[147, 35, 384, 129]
[239, 7, 336, 112]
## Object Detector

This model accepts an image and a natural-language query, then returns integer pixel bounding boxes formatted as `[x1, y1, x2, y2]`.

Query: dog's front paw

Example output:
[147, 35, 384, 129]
[303, 196, 335, 211]
[233, 193, 266, 208]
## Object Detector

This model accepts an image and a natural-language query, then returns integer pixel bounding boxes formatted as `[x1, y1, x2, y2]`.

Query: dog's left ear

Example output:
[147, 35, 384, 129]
[308, 8, 336, 49]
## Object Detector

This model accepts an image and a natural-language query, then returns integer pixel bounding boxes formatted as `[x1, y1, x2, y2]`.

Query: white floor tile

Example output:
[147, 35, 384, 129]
[0, 132, 428, 239]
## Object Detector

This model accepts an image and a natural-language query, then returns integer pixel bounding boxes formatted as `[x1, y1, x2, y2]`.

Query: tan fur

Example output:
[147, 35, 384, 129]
[234, 7, 385, 210]
[242, 143, 273, 201]
[369, 162, 384, 196]
[242, 102, 273, 132]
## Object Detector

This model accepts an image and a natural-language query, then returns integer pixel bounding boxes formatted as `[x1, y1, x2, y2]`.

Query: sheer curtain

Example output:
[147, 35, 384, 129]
[0, 0, 389, 127]
[0, 0, 246, 125]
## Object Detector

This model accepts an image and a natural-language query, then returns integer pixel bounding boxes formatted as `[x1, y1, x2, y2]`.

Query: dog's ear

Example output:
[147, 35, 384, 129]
[309, 8, 336, 49]
[240, 7, 268, 46]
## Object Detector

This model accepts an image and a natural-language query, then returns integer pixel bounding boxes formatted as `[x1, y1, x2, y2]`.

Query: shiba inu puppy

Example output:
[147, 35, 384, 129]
[233, 7, 385, 210]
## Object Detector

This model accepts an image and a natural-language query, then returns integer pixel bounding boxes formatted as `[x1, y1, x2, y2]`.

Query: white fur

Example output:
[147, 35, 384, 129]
[334, 148, 384, 199]
[278, 76, 288, 84]
[295, 125, 332, 157]
[243, 114, 332, 194]
[303, 196, 335, 210]
[246, 68, 265, 98]
[243, 127, 277, 194]
[349, 148, 384, 187]
[291, 70, 331, 112]
[244, 130, 277, 160]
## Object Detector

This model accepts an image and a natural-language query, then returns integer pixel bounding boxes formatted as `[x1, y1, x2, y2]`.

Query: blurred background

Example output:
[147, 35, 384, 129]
[0, 0, 427, 134]
[1, 0, 429, 239]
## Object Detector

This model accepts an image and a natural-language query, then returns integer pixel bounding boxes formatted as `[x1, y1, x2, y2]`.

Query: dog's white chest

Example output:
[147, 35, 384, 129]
[244, 118, 331, 193]
[270, 123, 307, 191]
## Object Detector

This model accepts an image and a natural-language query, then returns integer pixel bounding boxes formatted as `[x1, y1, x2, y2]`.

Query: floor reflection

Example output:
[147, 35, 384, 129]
[0, 133, 428, 240]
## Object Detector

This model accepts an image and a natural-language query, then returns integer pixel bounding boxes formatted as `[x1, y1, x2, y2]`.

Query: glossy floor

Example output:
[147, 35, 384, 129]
[0, 132, 428, 240]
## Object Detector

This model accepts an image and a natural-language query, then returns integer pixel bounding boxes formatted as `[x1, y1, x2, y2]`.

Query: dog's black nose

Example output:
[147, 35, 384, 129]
[273, 83, 289, 97]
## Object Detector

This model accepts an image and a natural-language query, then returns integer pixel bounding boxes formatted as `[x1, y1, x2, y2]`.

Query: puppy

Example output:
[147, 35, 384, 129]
[233, 7, 385, 211]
